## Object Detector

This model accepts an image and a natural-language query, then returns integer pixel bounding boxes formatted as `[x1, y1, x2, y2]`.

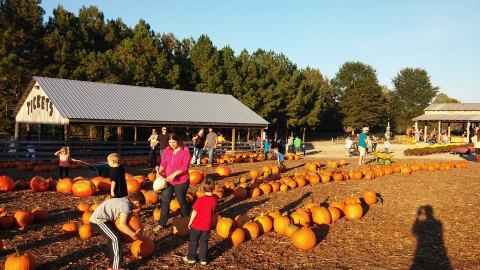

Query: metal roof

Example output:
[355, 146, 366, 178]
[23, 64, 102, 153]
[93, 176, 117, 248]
[412, 114, 480, 122]
[16, 77, 269, 128]
[424, 103, 480, 111]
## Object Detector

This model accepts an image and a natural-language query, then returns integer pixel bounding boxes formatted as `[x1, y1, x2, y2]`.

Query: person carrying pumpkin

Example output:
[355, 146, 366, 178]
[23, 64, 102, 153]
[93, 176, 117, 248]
[54, 146, 71, 179]
[89, 191, 145, 270]
[107, 153, 128, 198]
[183, 178, 217, 266]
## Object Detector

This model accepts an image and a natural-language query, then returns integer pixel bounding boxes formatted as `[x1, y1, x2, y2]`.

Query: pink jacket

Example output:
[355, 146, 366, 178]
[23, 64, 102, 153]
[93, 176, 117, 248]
[160, 146, 191, 185]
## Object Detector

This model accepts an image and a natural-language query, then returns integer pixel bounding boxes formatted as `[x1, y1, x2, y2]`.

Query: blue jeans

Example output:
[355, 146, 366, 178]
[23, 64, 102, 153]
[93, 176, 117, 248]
[192, 147, 203, 165]
[208, 147, 215, 164]
[187, 229, 209, 262]
[159, 181, 190, 227]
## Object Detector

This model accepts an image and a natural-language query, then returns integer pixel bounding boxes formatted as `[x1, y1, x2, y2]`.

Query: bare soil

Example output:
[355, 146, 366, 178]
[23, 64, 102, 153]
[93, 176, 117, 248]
[1, 157, 479, 270]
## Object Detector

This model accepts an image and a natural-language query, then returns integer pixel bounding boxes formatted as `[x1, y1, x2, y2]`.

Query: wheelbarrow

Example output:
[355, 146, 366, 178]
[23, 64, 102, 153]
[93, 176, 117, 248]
[71, 159, 110, 177]
[371, 152, 393, 165]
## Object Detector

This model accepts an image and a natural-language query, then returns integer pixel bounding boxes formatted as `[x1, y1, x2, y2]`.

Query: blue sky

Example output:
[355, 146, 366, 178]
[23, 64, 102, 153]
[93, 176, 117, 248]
[40, 0, 480, 102]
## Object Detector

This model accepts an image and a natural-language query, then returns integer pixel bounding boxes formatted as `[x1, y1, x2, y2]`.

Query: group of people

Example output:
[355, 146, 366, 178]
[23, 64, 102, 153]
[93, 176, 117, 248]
[262, 135, 303, 160]
[344, 127, 390, 165]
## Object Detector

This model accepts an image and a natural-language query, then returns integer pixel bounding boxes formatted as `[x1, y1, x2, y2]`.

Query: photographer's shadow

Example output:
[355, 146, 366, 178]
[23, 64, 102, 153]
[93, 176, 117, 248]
[411, 205, 452, 270]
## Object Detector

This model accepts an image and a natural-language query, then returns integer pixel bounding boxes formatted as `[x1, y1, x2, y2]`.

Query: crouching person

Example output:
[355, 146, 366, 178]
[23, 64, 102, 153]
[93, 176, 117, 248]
[89, 191, 146, 270]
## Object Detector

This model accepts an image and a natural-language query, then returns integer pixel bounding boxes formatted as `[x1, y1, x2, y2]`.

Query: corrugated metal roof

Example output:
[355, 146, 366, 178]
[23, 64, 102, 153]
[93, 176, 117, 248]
[27, 77, 269, 127]
[424, 103, 480, 111]
[412, 114, 480, 122]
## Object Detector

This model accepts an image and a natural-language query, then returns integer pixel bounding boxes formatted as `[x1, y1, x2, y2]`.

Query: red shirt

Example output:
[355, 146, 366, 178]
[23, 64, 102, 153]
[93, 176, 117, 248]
[191, 195, 218, 231]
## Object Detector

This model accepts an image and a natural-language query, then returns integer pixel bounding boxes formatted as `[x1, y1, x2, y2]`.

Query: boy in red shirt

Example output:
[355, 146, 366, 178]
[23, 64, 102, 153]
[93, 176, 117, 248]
[183, 178, 217, 265]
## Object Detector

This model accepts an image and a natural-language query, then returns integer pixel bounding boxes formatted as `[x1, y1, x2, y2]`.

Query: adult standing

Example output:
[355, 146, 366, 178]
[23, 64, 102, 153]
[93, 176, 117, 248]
[204, 128, 218, 167]
[191, 129, 205, 167]
[263, 137, 270, 160]
[148, 129, 159, 167]
[286, 136, 294, 154]
[358, 127, 369, 165]
[472, 128, 480, 162]
[294, 136, 302, 154]
[158, 127, 169, 161]
[154, 133, 191, 231]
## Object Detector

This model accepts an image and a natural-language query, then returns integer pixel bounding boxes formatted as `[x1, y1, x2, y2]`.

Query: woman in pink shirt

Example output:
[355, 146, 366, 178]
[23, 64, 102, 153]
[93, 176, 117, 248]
[154, 133, 191, 231]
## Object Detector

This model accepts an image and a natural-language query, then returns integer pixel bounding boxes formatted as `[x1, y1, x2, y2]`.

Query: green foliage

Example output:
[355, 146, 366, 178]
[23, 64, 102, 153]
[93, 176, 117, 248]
[332, 61, 388, 130]
[432, 93, 460, 104]
[391, 68, 439, 131]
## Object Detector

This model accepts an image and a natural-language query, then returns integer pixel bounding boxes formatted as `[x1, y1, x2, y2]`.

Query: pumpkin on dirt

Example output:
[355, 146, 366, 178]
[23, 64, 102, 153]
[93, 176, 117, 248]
[254, 214, 273, 234]
[79, 224, 94, 239]
[344, 203, 363, 220]
[141, 190, 159, 205]
[4, 247, 36, 270]
[189, 170, 204, 185]
[290, 209, 311, 227]
[62, 222, 78, 235]
[215, 166, 232, 177]
[0, 212, 14, 229]
[72, 180, 96, 197]
[56, 178, 74, 193]
[30, 176, 49, 192]
[216, 217, 235, 239]
[285, 224, 300, 238]
[0, 176, 16, 192]
[130, 236, 155, 258]
[77, 202, 91, 213]
[115, 213, 143, 242]
[13, 210, 34, 228]
[328, 207, 341, 223]
[169, 198, 181, 212]
[242, 221, 260, 239]
[126, 179, 141, 194]
[310, 207, 331, 225]
[153, 208, 161, 221]
[362, 191, 378, 205]
[273, 215, 291, 235]
[291, 226, 317, 250]
[82, 211, 92, 224]
[231, 228, 245, 246]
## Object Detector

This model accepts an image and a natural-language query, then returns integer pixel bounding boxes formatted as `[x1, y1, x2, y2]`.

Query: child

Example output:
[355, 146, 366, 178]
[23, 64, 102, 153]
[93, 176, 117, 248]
[384, 140, 391, 154]
[108, 153, 128, 198]
[90, 191, 145, 270]
[183, 178, 218, 266]
[345, 137, 353, 157]
[54, 146, 70, 179]
[273, 147, 285, 165]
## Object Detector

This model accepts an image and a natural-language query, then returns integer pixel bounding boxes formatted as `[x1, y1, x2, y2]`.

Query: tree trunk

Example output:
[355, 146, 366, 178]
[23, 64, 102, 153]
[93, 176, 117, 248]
[302, 127, 306, 143]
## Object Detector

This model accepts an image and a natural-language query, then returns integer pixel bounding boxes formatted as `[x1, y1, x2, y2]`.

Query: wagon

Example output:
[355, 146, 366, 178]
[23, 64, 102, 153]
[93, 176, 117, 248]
[371, 152, 393, 165]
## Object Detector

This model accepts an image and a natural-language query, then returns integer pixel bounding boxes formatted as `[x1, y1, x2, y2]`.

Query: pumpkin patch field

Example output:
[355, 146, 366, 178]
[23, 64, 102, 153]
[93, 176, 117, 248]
[0, 157, 479, 269]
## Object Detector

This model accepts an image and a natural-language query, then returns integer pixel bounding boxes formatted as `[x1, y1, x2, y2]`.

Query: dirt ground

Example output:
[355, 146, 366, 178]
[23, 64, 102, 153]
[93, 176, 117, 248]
[1, 157, 479, 270]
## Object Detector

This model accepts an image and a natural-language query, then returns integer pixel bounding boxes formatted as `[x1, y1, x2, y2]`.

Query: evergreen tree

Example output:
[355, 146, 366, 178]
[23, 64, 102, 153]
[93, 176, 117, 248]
[432, 93, 459, 104]
[189, 35, 224, 93]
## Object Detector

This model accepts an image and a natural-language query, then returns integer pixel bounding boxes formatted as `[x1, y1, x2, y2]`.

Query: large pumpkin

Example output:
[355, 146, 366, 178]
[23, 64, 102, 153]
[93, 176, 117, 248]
[0, 176, 16, 192]
[362, 191, 378, 205]
[273, 216, 291, 235]
[344, 203, 363, 220]
[189, 170, 204, 185]
[115, 213, 143, 242]
[215, 166, 232, 177]
[242, 221, 260, 239]
[142, 190, 159, 205]
[328, 207, 341, 223]
[13, 210, 34, 228]
[4, 248, 36, 270]
[56, 178, 73, 193]
[310, 207, 331, 225]
[249, 170, 260, 180]
[130, 236, 155, 258]
[230, 228, 245, 246]
[91, 177, 111, 191]
[290, 209, 311, 227]
[254, 214, 273, 234]
[30, 176, 49, 192]
[72, 180, 96, 197]
[291, 227, 317, 250]
[216, 217, 235, 239]
[126, 179, 141, 194]
[79, 224, 94, 239]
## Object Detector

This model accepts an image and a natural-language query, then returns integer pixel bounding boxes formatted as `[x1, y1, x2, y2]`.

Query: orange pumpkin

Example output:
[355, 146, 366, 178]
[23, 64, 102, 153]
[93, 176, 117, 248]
[142, 190, 159, 205]
[344, 203, 363, 220]
[72, 180, 96, 197]
[31, 208, 48, 223]
[153, 208, 161, 221]
[328, 207, 341, 223]
[79, 224, 94, 239]
[259, 183, 272, 195]
[77, 202, 91, 212]
[291, 227, 317, 250]
[4, 248, 36, 270]
[147, 172, 156, 182]
[91, 177, 111, 191]
[285, 224, 300, 238]
[82, 211, 92, 224]
[310, 207, 331, 225]
[189, 170, 204, 185]
[30, 176, 49, 192]
[0, 175, 16, 192]
[273, 215, 291, 235]
[169, 198, 181, 212]
[126, 179, 141, 194]
[330, 200, 346, 214]
[62, 222, 78, 235]
[56, 178, 73, 193]
[344, 195, 361, 205]
[215, 166, 232, 177]
[242, 221, 260, 239]
[250, 187, 261, 199]
[216, 217, 235, 239]
[231, 228, 245, 246]
[267, 209, 282, 220]
[362, 191, 377, 205]
[254, 214, 273, 234]
[290, 209, 311, 227]
[14, 210, 34, 228]
[115, 213, 143, 242]
[131, 236, 155, 258]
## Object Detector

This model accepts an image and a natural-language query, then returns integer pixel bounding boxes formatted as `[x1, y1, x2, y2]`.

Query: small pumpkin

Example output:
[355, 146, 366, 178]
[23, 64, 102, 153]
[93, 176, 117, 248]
[14, 210, 34, 228]
[273, 215, 291, 235]
[215, 166, 232, 177]
[310, 207, 331, 225]
[79, 224, 94, 239]
[230, 228, 245, 246]
[0, 175, 16, 192]
[242, 221, 260, 239]
[72, 180, 96, 197]
[4, 247, 36, 270]
[77, 202, 91, 212]
[62, 222, 78, 235]
[362, 191, 378, 205]
[291, 226, 317, 250]
[56, 178, 73, 193]
[153, 208, 161, 221]
[82, 211, 92, 224]
[130, 236, 155, 258]
[344, 203, 363, 220]
[216, 217, 235, 239]
[169, 198, 181, 212]
[254, 214, 273, 234]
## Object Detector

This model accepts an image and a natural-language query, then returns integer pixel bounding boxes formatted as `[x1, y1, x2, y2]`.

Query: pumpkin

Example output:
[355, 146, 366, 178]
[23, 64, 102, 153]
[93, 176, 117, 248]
[153, 208, 161, 221]
[310, 207, 331, 225]
[79, 224, 94, 239]
[279, 184, 289, 192]
[131, 236, 155, 258]
[172, 217, 190, 237]
[77, 202, 91, 212]
[62, 222, 78, 235]
[332, 173, 344, 181]
[362, 191, 377, 205]
[270, 182, 280, 192]
[344, 203, 363, 220]
[291, 227, 317, 250]
[142, 190, 159, 205]
[254, 214, 273, 234]
[259, 183, 272, 195]
[0, 176, 16, 192]
[234, 187, 248, 199]
[305, 162, 317, 172]
[290, 209, 311, 227]
[285, 224, 300, 238]
[267, 209, 282, 220]
[169, 198, 181, 212]
[126, 179, 141, 194]
[303, 201, 319, 211]
[115, 213, 143, 242]
[234, 214, 250, 228]
[4, 247, 36, 270]
[352, 171, 363, 180]
[273, 215, 291, 235]
[14, 211, 34, 228]
[216, 217, 235, 239]
[328, 207, 341, 223]
[344, 195, 361, 205]
[242, 221, 260, 239]
[401, 166, 412, 175]
[133, 175, 146, 187]
[31, 208, 48, 223]
[30, 176, 49, 192]
[251, 187, 261, 199]
[231, 228, 245, 246]
[56, 178, 73, 193]
[0, 213, 14, 229]
[307, 174, 320, 185]
[320, 174, 331, 183]
[215, 166, 232, 177]
[72, 180, 96, 197]
[329, 200, 346, 215]
[82, 211, 92, 224]
[91, 177, 111, 191]
[189, 170, 204, 185]
[147, 172, 156, 182]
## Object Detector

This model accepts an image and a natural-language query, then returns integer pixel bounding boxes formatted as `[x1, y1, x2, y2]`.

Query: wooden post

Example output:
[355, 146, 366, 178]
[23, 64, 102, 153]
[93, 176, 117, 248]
[260, 128, 265, 149]
[134, 127, 137, 145]
[466, 121, 471, 143]
[14, 122, 19, 140]
[247, 128, 250, 142]
[231, 128, 236, 152]
[237, 129, 240, 142]
[117, 126, 122, 155]
[447, 123, 451, 142]
[438, 121, 441, 138]
[89, 125, 95, 140]
[424, 124, 428, 143]
[302, 127, 306, 143]
[64, 124, 70, 144]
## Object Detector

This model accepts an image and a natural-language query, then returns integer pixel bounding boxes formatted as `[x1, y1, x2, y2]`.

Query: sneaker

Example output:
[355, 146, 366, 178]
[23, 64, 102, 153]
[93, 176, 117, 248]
[153, 225, 165, 232]
[182, 256, 195, 264]
[200, 261, 207, 266]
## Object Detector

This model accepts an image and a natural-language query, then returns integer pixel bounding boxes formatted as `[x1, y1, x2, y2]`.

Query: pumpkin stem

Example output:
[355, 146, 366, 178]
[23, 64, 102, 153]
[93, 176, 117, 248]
[14, 246, 20, 255]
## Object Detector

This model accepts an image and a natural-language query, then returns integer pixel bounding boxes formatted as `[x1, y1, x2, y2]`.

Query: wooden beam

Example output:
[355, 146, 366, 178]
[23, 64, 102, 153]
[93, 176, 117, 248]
[231, 128, 236, 151]
[64, 124, 70, 144]
[260, 128, 265, 149]
[447, 123, 451, 142]
[14, 122, 20, 140]
[438, 121, 441, 138]
[134, 127, 137, 145]
[117, 126, 122, 155]
[424, 124, 428, 143]
[466, 121, 471, 143]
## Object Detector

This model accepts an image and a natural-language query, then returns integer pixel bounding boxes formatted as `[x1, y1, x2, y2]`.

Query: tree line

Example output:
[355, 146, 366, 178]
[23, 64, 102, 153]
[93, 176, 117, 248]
[0, 0, 457, 139]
